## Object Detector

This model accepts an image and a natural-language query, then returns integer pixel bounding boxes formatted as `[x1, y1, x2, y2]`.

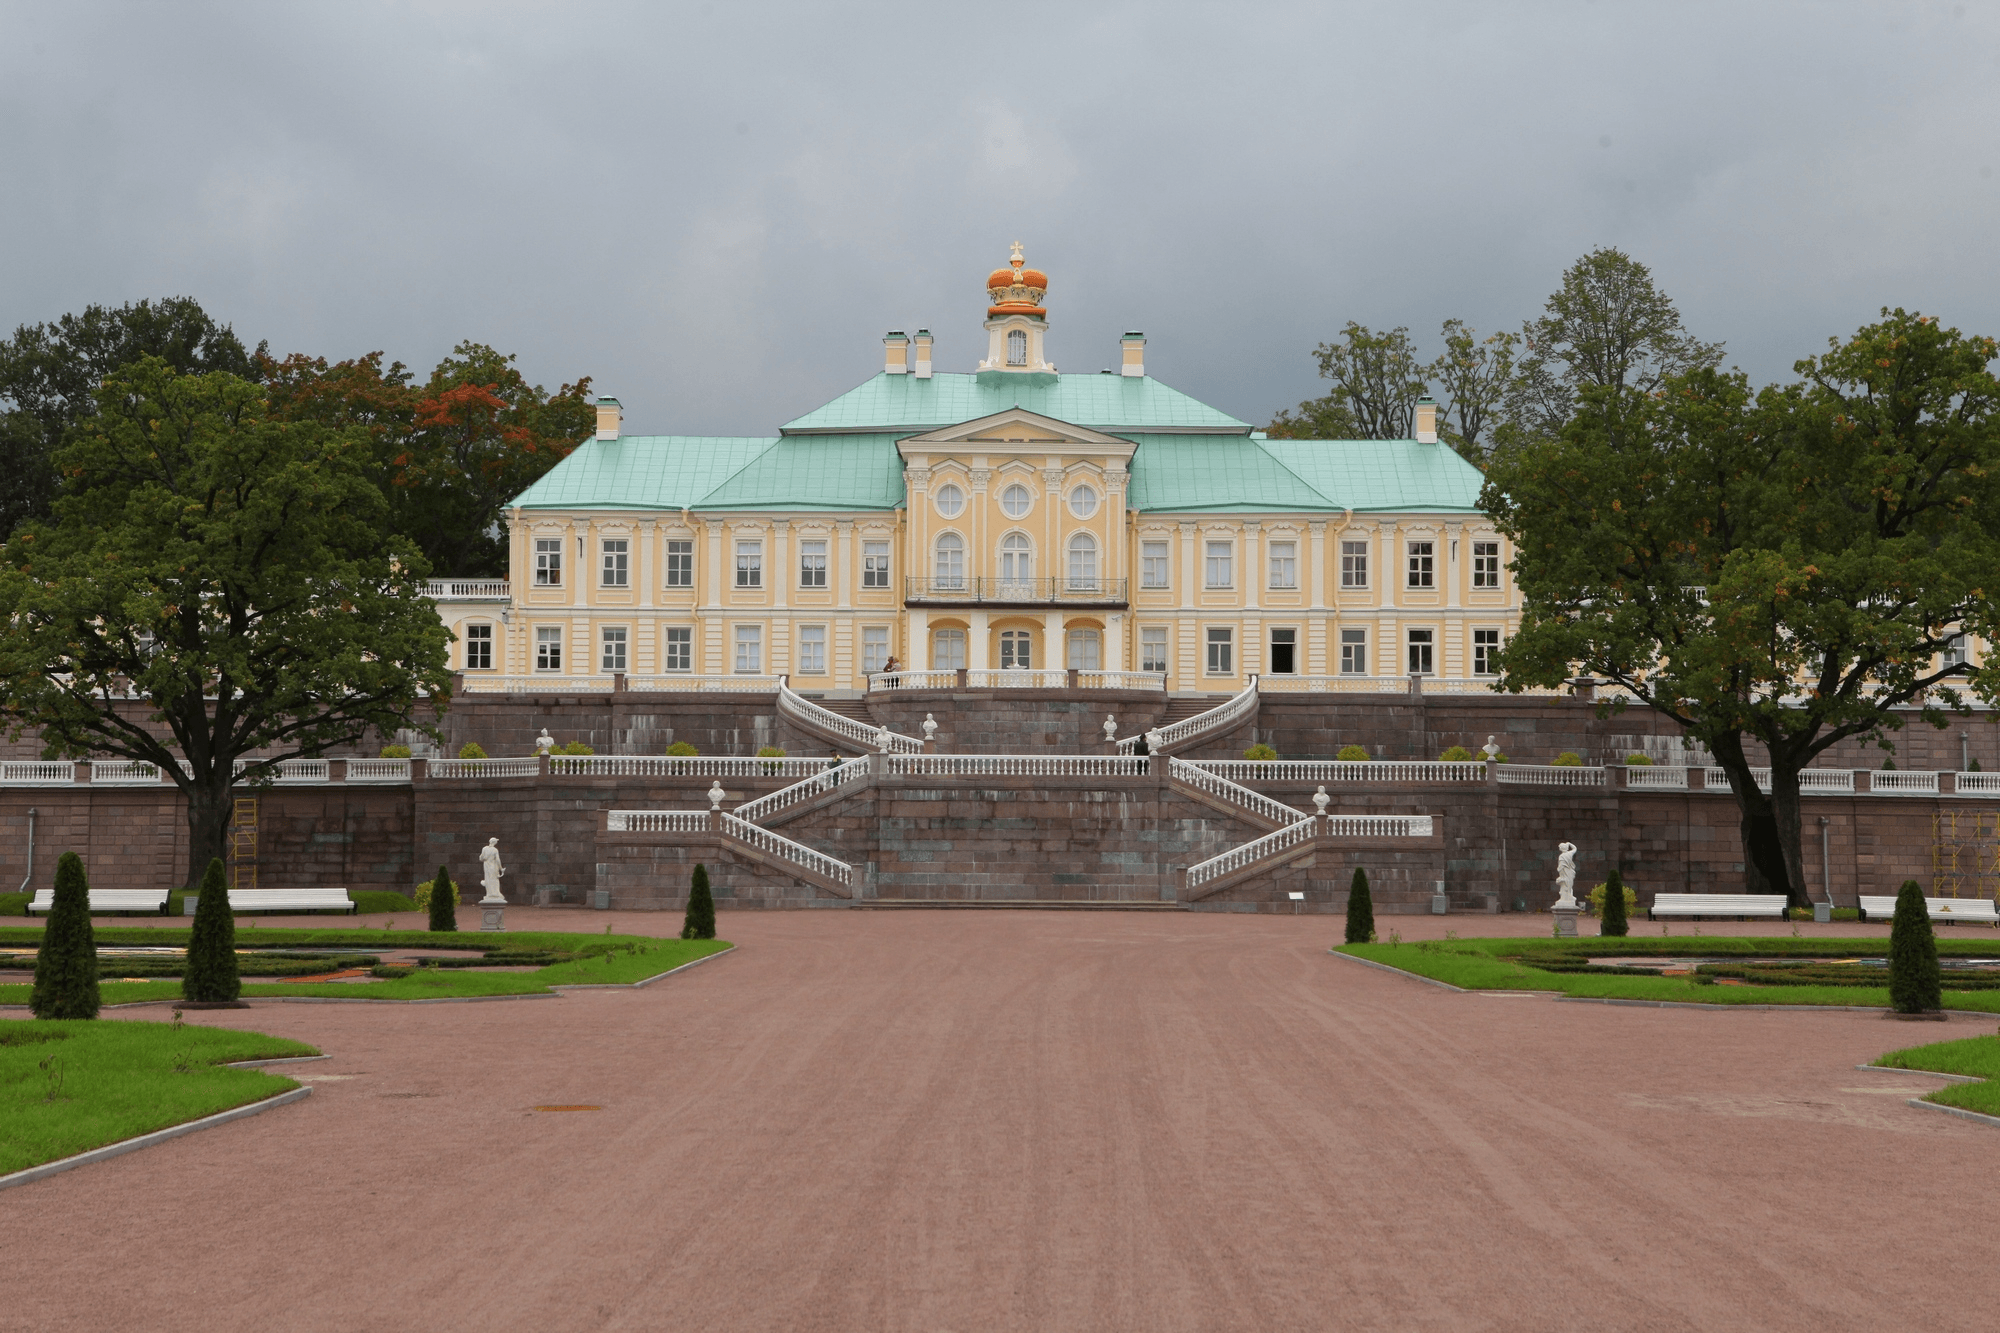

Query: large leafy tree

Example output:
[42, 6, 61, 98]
[263, 342, 592, 577]
[0, 358, 452, 886]
[1483, 311, 2000, 908]
[0, 298, 259, 538]
[1430, 319, 1520, 464]
[1266, 323, 1428, 440]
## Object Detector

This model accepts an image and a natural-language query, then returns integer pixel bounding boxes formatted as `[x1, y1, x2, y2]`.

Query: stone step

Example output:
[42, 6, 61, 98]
[857, 898, 1183, 911]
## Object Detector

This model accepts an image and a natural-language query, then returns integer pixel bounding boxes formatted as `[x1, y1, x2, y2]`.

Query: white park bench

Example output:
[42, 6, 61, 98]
[183, 887, 357, 915]
[1857, 895, 2000, 927]
[28, 888, 169, 915]
[1647, 893, 1789, 921]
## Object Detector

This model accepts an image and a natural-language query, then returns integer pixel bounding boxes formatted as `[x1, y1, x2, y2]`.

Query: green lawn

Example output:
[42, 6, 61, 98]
[1, 1018, 319, 1175]
[1335, 936, 2000, 1013]
[1872, 1034, 2000, 1118]
[0, 928, 732, 1005]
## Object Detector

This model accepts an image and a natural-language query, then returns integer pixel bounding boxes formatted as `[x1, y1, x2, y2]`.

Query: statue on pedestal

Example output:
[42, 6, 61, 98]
[479, 837, 507, 904]
[1554, 842, 1578, 908]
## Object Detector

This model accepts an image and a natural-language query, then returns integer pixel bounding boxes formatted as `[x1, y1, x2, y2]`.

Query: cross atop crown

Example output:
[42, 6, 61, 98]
[1009, 240, 1024, 263]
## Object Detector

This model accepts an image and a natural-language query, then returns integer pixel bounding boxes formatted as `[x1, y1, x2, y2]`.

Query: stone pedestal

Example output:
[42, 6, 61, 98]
[1552, 904, 1580, 938]
[1814, 903, 1832, 924]
[1430, 880, 1449, 915]
[480, 900, 506, 932]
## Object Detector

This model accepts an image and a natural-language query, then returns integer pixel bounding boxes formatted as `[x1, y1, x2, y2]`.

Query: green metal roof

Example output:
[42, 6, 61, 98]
[781, 372, 1250, 435]
[1124, 435, 1336, 513]
[510, 437, 777, 510]
[695, 434, 907, 511]
[1123, 435, 1486, 514]
[1260, 438, 1486, 513]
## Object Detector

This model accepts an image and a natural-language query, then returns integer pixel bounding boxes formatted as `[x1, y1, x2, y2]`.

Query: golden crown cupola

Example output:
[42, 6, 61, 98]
[977, 243, 1055, 383]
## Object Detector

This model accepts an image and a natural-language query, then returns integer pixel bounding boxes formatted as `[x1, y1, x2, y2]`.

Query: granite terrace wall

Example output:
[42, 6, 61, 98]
[436, 691, 799, 761]
[863, 688, 1171, 754]
[592, 835, 835, 911]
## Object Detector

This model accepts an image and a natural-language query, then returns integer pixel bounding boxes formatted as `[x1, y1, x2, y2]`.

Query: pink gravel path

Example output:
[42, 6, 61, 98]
[5, 909, 1997, 1332]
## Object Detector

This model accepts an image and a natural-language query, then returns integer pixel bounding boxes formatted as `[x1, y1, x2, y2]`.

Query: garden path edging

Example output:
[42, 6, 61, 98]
[1906, 1099, 2000, 1131]
[0, 1086, 311, 1193]
[553, 943, 736, 991]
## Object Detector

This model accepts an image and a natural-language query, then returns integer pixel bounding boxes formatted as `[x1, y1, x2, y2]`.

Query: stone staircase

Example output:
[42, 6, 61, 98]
[1160, 696, 1225, 725]
[808, 697, 876, 725]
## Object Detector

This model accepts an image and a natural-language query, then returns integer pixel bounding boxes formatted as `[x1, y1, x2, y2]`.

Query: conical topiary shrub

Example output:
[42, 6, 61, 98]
[1344, 867, 1375, 945]
[31, 851, 100, 1020]
[1888, 879, 1941, 1014]
[1600, 867, 1630, 937]
[681, 863, 715, 941]
[183, 857, 241, 1003]
[427, 864, 458, 933]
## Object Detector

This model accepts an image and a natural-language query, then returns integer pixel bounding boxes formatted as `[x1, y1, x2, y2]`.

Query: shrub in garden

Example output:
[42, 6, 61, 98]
[1344, 867, 1374, 945]
[682, 864, 716, 940]
[31, 852, 99, 1019]
[1625, 753, 1653, 766]
[1438, 745, 1473, 762]
[1588, 878, 1638, 923]
[1243, 743, 1278, 761]
[1598, 868, 1631, 936]
[182, 857, 241, 1003]
[557, 740, 594, 755]
[1336, 745, 1371, 762]
[1888, 879, 1941, 1013]
[664, 741, 698, 757]
[379, 743, 411, 758]
[1552, 752, 1583, 766]
[426, 864, 458, 933]
[457, 742, 487, 760]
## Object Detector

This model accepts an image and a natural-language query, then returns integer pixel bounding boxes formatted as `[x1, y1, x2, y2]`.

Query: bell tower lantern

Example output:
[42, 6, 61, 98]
[977, 243, 1055, 384]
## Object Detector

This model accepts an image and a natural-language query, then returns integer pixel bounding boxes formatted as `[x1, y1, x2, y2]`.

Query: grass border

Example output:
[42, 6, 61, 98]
[0, 1085, 311, 1192]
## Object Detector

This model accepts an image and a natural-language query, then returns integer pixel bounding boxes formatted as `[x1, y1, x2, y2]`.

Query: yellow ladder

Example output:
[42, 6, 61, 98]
[230, 798, 258, 892]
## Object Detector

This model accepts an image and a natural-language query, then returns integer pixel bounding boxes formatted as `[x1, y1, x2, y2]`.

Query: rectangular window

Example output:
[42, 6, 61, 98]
[1340, 628, 1368, 675]
[1268, 540, 1297, 590]
[1141, 540, 1170, 589]
[798, 624, 826, 674]
[1269, 627, 1297, 675]
[862, 626, 890, 674]
[1205, 541, 1233, 589]
[735, 540, 762, 588]
[463, 624, 492, 671]
[1472, 540, 1500, 590]
[1473, 627, 1501, 676]
[663, 626, 692, 672]
[862, 540, 891, 589]
[1944, 634, 1969, 668]
[1066, 629, 1101, 670]
[666, 540, 693, 588]
[1407, 541, 1434, 589]
[937, 629, 970, 670]
[1341, 540, 1368, 589]
[733, 625, 762, 674]
[799, 540, 827, 589]
[601, 626, 627, 672]
[534, 537, 562, 587]
[535, 626, 562, 672]
[1205, 626, 1233, 675]
[601, 538, 629, 588]
[1140, 626, 1169, 674]
[1407, 628, 1434, 675]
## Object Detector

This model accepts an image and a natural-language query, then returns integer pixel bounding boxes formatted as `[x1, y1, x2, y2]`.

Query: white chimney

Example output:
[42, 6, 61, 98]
[883, 331, 909, 375]
[1415, 396, 1438, 444]
[1120, 331, 1146, 378]
[913, 329, 933, 378]
[595, 397, 622, 441]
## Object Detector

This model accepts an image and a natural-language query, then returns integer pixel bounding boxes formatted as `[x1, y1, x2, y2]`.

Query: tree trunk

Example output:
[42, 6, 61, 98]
[1765, 771, 1813, 912]
[184, 776, 235, 890]
[1709, 734, 1795, 902]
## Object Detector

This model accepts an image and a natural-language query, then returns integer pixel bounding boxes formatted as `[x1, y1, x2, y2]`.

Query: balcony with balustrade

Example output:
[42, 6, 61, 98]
[902, 576, 1128, 609]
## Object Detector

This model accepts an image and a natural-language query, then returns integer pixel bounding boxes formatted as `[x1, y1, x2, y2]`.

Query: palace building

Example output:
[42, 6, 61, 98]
[440, 247, 1515, 696]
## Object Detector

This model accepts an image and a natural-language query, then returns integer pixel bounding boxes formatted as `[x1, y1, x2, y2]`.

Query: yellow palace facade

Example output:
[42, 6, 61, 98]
[439, 249, 1518, 697]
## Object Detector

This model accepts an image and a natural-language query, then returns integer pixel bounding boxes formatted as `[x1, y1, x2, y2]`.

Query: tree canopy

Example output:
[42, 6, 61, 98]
[1482, 310, 2000, 907]
[0, 358, 452, 885]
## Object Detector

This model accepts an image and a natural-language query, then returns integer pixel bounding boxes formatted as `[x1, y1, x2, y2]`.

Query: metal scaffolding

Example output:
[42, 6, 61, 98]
[230, 797, 258, 892]
[1930, 809, 2000, 902]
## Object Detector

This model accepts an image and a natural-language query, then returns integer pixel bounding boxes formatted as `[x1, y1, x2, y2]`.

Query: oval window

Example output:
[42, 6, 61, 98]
[934, 483, 965, 518]
[1001, 483, 1033, 518]
[1067, 484, 1099, 518]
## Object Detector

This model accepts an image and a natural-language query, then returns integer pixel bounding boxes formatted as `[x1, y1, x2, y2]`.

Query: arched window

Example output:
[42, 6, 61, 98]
[1066, 629, 1101, 670]
[933, 532, 965, 590]
[932, 628, 967, 670]
[1000, 629, 1033, 670]
[1000, 482, 1033, 518]
[1066, 532, 1099, 591]
[1007, 329, 1027, 366]
[999, 532, 1033, 592]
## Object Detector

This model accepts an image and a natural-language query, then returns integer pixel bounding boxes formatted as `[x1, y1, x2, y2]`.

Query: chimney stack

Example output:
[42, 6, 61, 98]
[913, 329, 933, 379]
[1120, 331, 1146, 378]
[883, 331, 909, 375]
[1414, 396, 1438, 444]
[595, 396, 622, 441]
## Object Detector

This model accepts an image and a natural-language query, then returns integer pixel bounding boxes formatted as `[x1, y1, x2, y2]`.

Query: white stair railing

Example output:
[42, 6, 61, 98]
[884, 754, 1151, 778]
[1167, 756, 1305, 826]
[1186, 817, 1317, 891]
[734, 755, 873, 824]
[551, 755, 837, 780]
[1118, 678, 1260, 755]
[718, 812, 854, 891]
[778, 679, 923, 753]
[1186, 760, 1486, 784]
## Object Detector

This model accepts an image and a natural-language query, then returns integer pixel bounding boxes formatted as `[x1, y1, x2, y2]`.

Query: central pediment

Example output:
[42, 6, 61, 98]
[896, 408, 1135, 460]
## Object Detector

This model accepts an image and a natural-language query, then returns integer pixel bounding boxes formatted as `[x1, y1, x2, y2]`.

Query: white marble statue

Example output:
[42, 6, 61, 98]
[479, 837, 507, 903]
[1103, 715, 1118, 742]
[1554, 842, 1578, 907]
[535, 728, 555, 757]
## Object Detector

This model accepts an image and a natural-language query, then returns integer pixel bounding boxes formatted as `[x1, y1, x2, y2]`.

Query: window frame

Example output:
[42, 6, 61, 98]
[798, 539, 828, 589]
[998, 629, 1032, 670]
[1471, 540, 1500, 590]
[1067, 484, 1099, 519]
[665, 539, 694, 588]
[1339, 627, 1368, 675]
[1000, 482, 1034, 519]
[1066, 532, 1099, 591]
[534, 537, 563, 587]
[862, 539, 891, 589]
[1066, 628, 1102, 671]
[600, 625, 628, 673]
[933, 532, 966, 589]
[600, 538, 629, 588]
[663, 625, 693, 673]
[797, 624, 827, 675]
[1268, 626, 1297, 675]
[1140, 540, 1170, 589]
[535, 625, 563, 672]
[732, 624, 762, 674]
[1268, 539, 1297, 590]
[1406, 540, 1435, 589]
[1406, 627, 1435, 675]
[463, 623, 493, 671]
[1472, 627, 1501, 676]
[1340, 539, 1368, 589]
[934, 483, 966, 519]
[934, 628, 968, 670]
[1204, 540, 1233, 590]
[1139, 625, 1170, 674]
[1205, 626, 1233, 675]
[1006, 328, 1027, 366]
[734, 539, 763, 589]
[861, 625, 891, 674]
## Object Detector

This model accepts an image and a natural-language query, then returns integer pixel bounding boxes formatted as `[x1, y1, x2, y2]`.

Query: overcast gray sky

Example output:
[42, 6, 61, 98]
[3, 1, 1995, 435]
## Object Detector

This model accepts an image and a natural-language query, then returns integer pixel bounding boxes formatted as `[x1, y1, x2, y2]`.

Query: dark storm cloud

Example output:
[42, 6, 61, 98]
[2, 0, 1995, 436]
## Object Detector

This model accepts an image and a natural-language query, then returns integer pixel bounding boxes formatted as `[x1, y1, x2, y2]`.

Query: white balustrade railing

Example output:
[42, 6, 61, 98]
[884, 754, 1152, 778]
[427, 757, 541, 779]
[1413, 677, 1505, 695]
[551, 755, 836, 780]
[1703, 766, 1858, 794]
[423, 579, 511, 600]
[1622, 765, 1689, 790]
[867, 670, 960, 691]
[1076, 670, 1167, 691]
[1953, 772, 2000, 796]
[1119, 678, 1260, 754]
[606, 810, 713, 833]
[779, 680, 924, 753]
[1326, 815, 1435, 837]
[1186, 817, 1317, 890]
[1186, 760, 1486, 784]
[718, 812, 853, 890]
[964, 669, 1071, 689]
[1167, 756, 1304, 826]
[262, 759, 330, 783]
[346, 758, 413, 783]
[1495, 764, 1607, 787]
[623, 674, 783, 693]
[733, 756, 873, 824]
[1, 761, 76, 784]
[1256, 675, 1411, 694]
[458, 675, 615, 694]
[91, 759, 163, 785]
[1870, 770, 1940, 795]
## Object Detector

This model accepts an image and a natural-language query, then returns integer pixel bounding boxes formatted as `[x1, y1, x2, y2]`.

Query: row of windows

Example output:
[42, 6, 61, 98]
[509, 624, 898, 675]
[1153, 626, 1504, 676]
[930, 480, 1100, 520]
[531, 537, 895, 591]
[1137, 539, 1502, 591]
